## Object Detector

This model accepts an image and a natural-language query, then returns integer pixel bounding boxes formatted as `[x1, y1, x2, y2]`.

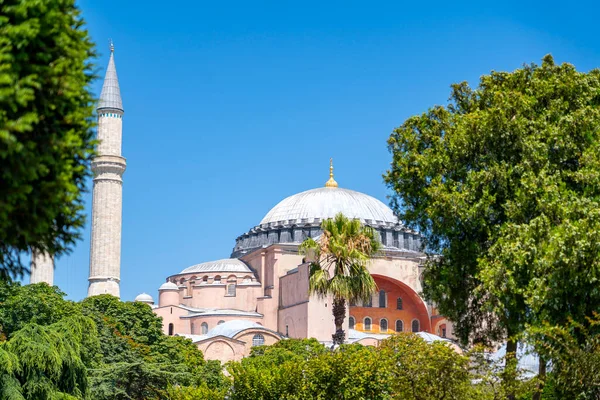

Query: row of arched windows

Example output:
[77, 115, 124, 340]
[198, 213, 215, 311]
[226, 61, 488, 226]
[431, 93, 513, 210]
[349, 316, 420, 333]
[352, 290, 404, 310]
[189, 320, 226, 335]
[177, 275, 253, 285]
[176, 323, 266, 347]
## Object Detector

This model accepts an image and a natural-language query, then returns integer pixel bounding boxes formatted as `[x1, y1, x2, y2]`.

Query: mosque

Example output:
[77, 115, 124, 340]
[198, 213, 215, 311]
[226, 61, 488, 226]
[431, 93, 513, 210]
[30, 43, 455, 363]
[145, 166, 457, 362]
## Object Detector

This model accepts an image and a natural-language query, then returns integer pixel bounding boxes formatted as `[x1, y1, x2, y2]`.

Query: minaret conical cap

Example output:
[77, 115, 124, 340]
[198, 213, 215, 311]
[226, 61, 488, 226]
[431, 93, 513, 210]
[97, 40, 123, 111]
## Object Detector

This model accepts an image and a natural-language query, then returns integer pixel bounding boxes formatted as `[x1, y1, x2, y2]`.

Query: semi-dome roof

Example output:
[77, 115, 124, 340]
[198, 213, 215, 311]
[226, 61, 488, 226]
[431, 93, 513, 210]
[179, 258, 252, 274]
[260, 187, 398, 225]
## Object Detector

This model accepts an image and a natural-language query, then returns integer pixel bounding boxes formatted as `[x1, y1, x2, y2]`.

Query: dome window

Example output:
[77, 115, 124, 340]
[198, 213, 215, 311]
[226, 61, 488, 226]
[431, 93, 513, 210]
[252, 333, 265, 347]
[213, 275, 221, 284]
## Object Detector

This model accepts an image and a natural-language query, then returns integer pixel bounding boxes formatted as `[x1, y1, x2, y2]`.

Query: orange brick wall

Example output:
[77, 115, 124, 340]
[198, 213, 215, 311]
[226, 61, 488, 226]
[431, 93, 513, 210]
[350, 276, 430, 333]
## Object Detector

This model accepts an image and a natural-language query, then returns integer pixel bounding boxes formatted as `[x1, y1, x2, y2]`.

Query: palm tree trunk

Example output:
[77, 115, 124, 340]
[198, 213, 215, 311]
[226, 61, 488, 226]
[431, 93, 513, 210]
[331, 297, 346, 345]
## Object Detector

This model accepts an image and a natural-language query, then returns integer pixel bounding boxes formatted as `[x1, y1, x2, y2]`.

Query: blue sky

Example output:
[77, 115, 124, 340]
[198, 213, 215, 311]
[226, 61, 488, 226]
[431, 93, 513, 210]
[49, 0, 600, 301]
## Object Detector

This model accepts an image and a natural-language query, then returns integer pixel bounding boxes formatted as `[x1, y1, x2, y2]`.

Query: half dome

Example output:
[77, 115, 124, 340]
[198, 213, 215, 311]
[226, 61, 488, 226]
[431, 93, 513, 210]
[179, 258, 252, 274]
[260, 187, 398, 225]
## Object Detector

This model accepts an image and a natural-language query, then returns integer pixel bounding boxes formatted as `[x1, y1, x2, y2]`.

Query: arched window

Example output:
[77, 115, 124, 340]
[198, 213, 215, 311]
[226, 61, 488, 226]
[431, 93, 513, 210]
[364, 317, 372, 331]
[395, 320, 404, 332]
[227, 283, 236, 297]
[201, 322, 208, 334]
[191, 323, 195, 334]
[213, 275, 221, 284]
[202, 276, 208, 283]
[412, 319, 420, 332]
[379, 290, 386, 308]
[439, 323, 447, 338]
[168, 323, 174, 336]
[217, 320, 225, 325]
[242, 276, 252, 283]
[397, 297, 403, 310]
[252, 333, 265, 347]
[349, 316, 355, 330]
[380, 318, 388, 332]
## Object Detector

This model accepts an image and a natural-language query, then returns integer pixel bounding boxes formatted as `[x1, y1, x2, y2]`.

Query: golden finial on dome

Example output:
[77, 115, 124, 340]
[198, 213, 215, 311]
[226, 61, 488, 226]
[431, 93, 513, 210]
[325, 158, 338, 188]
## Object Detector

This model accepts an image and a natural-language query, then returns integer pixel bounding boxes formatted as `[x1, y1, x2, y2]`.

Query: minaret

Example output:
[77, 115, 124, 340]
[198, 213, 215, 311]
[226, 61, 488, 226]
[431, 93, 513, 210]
[88, 41, 126, 298]
[30, 251, 54, 285]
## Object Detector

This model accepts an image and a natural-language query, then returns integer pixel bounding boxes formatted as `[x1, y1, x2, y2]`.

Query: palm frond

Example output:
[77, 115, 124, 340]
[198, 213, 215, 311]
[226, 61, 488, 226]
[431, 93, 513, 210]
[301, 212, 379, 302]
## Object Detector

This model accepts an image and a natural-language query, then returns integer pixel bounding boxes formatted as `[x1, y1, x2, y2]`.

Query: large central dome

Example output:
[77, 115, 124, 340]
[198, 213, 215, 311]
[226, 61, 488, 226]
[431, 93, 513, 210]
[260, 187, 397, 225]
[231, 162, 421, 257]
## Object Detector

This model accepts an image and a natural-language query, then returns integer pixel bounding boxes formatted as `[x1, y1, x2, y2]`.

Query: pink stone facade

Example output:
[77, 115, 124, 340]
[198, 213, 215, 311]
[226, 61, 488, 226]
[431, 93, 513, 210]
[144, 182, 456, 363]
[151, 243, 454, 362]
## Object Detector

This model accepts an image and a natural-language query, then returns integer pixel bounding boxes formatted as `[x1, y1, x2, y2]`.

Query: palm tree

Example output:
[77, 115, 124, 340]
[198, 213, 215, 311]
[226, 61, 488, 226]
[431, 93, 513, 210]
[300, 213, 381, 345]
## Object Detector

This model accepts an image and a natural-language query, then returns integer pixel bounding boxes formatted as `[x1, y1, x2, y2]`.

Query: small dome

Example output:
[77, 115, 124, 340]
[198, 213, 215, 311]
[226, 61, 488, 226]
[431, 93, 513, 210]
[158, 281, 178, 291]
[260, 187, 398, 226]
[134, 292, 154, 303]
[179, 258, 252, 274]
[206, 320, 269, 339]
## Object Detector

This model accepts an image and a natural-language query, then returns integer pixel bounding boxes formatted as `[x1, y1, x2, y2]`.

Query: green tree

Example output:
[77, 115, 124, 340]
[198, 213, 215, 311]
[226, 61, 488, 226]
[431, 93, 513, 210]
[79, 295, 220, 399]
[378, 334, 471, 400]
[0, 285, 225, 399]
[166, 383, 227, 400]
[0, 282, 80, 339]
[0, 0, 97, 279]
[0, 315, 99, 400]
[384, 55, 600, 392]
[300, 213, 380, 345]
[528, 316, 600, 399]
[227, 339, 322, 400]
[227, 335, 476, 400]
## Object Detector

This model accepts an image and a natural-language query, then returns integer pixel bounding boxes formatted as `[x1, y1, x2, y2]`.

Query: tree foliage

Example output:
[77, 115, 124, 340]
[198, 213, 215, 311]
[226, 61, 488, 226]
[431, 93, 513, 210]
[300, 213, 381, 344]
[528, 316, 600, 399]
[384, 56, 600, 352]
[0, 315, 98, 400]
[227, 335, 476, 400]
[0, 0, 97, 279]
[0, 282, 224, 400]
